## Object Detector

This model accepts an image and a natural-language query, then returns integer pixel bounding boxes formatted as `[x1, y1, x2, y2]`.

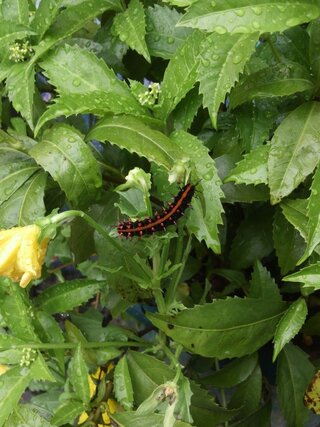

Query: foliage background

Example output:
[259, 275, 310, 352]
[1, 0, 320, 426]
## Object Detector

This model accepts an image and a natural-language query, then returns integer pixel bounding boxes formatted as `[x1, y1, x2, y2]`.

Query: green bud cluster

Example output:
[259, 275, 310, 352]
[138, 82, 161, 106]
[9, 40, 33, 63]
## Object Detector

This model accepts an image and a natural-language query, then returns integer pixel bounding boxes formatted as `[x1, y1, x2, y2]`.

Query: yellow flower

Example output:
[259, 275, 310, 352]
[78, 366, 120, 426]
[0, 225, 48, 288]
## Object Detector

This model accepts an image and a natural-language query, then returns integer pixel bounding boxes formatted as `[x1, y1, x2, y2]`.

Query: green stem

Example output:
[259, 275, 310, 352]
[49, 210, 125, 253]
[0, 341, 150, 351]
[266, 34, 282, 63]
[152, 250, 166, 314]
[165, 232, 192, 306]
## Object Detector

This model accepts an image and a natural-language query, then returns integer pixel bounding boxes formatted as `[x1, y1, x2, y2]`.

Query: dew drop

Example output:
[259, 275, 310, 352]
[252, 6, 262, 15]
[72, 79, 81, 87]
[235, 9, 245, 17]
[166, 36, 174, 44]
[235, 25, 251, 33]
[277, 4, 286, 12]
[214, 26, 227, 34]
[252, 21, 260, 29]
[204, 171, 213, 180]
[201, 58, 210, 67]
[212, 54, 219, 60]
[233, 54, 243, 64]
[210, 0, 216, 6]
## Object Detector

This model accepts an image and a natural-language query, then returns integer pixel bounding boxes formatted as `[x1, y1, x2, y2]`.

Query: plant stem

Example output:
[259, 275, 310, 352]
[165, 231, 192, 306]
[50, 210, 125, 253]
[266, 34, 282, 63]
[0, 341, 150, 351]
[152, 250, 166, 314]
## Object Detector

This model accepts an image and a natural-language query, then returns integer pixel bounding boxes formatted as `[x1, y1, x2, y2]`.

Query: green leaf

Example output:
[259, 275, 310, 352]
[126, 351, 238, 427]
[283, 262, 320, 294]
[157, 30, 205, 120]
[40, 44, 139, 101]
[201, 353, 258, 388]
[33, 310, 65, 373]
[273, 208, 305, 275]
[175, 375, 193, 424]
[178, 0, 320, 34]
[268, 102, 320, 204]
[51, 400, 85, 426]
[225, 144, 269, 186]
[145, 5, 192, 60]
[172, 87, 203, 131]
[35, 91, 146, 135]
[5, 405, 53, 427]
[112, 412, 191, 427]
[236, 100, 277, 151]
[6, 62, 35, 130]
[0, 171, 46, 228]
[230, 62, 313, 109]
[113, 0, 150, 62]
[31, 352, 56, 382]
[299, 165, 320, 263]
[0, 278, 39, 342]
[309, 19, 320, 93]
[69, 344, 90, 405]
[229, 363, 262, 419]
[0, 146, 38, 207]
[29, 0, 122, 65]
[230, 401, 271, 427]
[277, 344, 314, 427]
[273, 298, 308, 362]
[197, 32, 258, 128]
[87, 115, 184, 170]
[31, 0, 63, 40]
[148, 297, 286, 358]
[2, 0, 29, 25]
[114, 356, 134, 410]
[0, 22, 35, 48]
[249, 260, 281, 301]
[230, 206, 274, 269]
[0, 365, 34, 426]
[30, 124, 102, 208]
[171, 131, 224, 253]
[34, 279, 102, 314]
[281, 198, 308, 240]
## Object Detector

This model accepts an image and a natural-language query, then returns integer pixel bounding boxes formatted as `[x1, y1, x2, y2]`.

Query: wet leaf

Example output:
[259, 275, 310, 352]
[197, 32, 258, 128]
[31, 124, 102, 207]
[113, 0, 150, 62]
[268, 102, 320, 204]
[178, 1, 320, 34]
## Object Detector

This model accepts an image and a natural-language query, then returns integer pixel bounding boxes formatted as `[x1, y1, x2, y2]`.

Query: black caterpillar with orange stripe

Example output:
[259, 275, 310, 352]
[117, 183, 195, 238]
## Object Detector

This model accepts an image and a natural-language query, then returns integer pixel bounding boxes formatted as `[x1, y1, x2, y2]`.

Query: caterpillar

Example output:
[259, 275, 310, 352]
[117, 183, 195, 238]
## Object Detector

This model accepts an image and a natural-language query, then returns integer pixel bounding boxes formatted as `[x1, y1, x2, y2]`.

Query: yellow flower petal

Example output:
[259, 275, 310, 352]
[88, 374, 97, 399]
[107, 398, 118, 414]
[0, 225, 48, 287]
[0, 235, 21, 273]
[77, 412, 89, 424]
[101, 412, 111, 424]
